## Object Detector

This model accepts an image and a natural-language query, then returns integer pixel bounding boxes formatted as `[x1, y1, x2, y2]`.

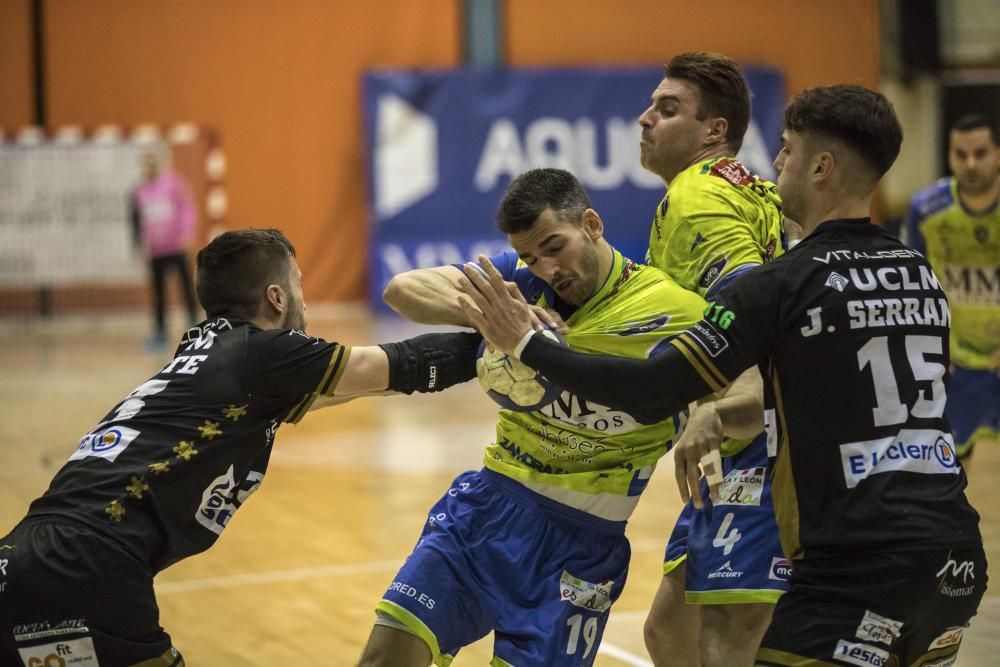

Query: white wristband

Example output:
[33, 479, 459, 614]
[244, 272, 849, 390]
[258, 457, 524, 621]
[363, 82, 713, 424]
[512, 330, 537, 361]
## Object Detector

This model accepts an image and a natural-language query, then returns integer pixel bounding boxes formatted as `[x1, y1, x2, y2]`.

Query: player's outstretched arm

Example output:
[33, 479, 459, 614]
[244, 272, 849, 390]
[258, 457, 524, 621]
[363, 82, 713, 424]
[383, 266, 473, 326]
[306, 331, 481, 415]
[456, 256, 717, 424]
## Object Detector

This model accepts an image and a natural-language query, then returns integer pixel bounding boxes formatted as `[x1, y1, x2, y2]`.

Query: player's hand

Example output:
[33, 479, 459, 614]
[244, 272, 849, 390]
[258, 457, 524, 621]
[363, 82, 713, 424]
[507, 284, 562, 332]
[673, 403, 724, 510]
[528, 305, 568, 334]
[457, 255, 538, 356]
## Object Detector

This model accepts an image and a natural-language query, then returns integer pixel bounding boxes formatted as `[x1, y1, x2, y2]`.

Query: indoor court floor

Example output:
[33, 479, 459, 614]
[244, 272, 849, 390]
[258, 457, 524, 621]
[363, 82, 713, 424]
[1, 308, 997, 666]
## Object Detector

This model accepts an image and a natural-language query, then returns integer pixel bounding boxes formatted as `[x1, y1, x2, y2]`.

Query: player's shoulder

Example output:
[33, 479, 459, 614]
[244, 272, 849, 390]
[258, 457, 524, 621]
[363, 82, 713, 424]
[502, 258, 551, 306]
[633, 262, 703, 297]
[671, 158, 765, 214]
[243, 325, 331, 364]
[908, 178, 955, 220]
[612, 263, 707, 321]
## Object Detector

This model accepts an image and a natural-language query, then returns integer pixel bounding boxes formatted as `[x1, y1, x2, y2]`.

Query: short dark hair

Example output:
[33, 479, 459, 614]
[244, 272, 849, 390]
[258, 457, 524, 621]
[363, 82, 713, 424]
[950, 113, 998, 145]
[664, 52, 751, 153]
[195, 228, 296, 319]
[497, 168, 592, 234]
[783, 85, 902, 178]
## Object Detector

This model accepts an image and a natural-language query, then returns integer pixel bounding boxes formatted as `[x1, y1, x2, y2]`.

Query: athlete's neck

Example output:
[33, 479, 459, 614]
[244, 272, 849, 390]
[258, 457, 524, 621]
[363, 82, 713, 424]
[958, 175, 1000, 215]
[587, 242, 615, 302]
[800, 195, 872, 237]
[661, 145, 730, 186]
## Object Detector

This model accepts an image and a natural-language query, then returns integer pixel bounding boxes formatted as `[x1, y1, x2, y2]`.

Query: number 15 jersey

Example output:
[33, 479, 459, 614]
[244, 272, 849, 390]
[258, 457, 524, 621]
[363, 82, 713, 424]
[673, 219, 981, 559]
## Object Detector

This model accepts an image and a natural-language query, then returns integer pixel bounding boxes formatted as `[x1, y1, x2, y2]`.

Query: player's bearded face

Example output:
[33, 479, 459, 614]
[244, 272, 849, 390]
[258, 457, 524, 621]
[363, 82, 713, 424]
[949, 128, 1000, 196]
[639, 78, 707, 183]
[510, 211, 602, 306]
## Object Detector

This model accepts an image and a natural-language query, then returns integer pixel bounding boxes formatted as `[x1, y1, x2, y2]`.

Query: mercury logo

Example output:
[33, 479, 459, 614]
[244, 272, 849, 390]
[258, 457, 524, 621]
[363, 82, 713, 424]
[708, 561, 743, 579]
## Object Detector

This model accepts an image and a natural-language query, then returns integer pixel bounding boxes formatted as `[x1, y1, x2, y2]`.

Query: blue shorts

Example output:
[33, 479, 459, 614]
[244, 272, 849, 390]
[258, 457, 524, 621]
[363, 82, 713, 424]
[663, 435, 788, 604]
[378, 469, 630, 666]
[948, 366, 1000, 458]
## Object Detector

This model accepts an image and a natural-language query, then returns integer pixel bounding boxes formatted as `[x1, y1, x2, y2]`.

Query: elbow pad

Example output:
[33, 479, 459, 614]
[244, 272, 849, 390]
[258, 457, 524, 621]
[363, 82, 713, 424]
[380, 332, 481, 394]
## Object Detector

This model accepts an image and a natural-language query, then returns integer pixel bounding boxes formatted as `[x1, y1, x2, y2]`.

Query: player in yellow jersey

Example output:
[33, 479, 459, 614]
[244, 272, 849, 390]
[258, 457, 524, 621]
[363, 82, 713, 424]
[903, 114, 1000, 465]
[637, 53, 787, 667]
[363, 169, 760, 666]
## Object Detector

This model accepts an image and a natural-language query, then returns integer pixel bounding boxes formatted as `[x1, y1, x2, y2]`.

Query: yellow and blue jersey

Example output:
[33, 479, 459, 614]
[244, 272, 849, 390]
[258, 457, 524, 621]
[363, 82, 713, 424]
[648, 156, 783, 458]
[647, 157, 784, 300]
[485, 247, 706, 520]
[903, 177, 1000, 370]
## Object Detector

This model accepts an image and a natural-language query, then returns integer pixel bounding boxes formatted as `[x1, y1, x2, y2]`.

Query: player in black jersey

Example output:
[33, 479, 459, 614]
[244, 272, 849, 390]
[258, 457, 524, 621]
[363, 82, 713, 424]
[458, 87, 986, 667]
[0, 229, 480, 667]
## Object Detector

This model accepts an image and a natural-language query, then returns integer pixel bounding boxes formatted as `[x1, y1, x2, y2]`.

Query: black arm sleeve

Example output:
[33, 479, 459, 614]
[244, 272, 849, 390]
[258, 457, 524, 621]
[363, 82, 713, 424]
[520, 335, 715, 425]
[381, 331, 481, 394]
[519, 259, 783, 424]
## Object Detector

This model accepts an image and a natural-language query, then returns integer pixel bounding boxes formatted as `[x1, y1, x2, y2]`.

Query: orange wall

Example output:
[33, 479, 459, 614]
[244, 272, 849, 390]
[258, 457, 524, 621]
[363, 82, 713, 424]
[41, 0, 461, 303]
[3, 1, 880, 304]
[0, 0, 33, 129]
[507, 0, 879, 94]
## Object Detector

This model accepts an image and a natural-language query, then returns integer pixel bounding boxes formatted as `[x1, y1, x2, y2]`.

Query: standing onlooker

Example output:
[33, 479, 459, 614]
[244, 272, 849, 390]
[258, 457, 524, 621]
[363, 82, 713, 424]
[131, 152, 200, 350]
[903, 114, 1000, 464]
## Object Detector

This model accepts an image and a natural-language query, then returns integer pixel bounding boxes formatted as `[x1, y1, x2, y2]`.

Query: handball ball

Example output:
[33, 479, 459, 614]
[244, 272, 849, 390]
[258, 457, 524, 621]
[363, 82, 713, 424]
[476, 329, 564, 412]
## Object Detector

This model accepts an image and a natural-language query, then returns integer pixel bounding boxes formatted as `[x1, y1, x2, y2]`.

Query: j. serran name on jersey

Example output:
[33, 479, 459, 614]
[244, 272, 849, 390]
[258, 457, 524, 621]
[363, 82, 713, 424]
[848, 298, 951, 330]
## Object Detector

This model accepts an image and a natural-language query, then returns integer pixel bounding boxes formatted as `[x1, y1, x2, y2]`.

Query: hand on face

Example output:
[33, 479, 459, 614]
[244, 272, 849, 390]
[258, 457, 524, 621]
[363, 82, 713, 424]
[457, 256, 545, 356]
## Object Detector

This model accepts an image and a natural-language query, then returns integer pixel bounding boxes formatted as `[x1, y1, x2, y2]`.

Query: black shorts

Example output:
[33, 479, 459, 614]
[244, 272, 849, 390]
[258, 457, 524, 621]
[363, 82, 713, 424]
[0, 519, 184, 667]
[755, 545, 987, 667]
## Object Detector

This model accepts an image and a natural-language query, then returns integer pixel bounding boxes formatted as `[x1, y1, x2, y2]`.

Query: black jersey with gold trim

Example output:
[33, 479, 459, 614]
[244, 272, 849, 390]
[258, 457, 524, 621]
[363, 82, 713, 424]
[674, 218, 981, 558]
[24, 316, 350, 572]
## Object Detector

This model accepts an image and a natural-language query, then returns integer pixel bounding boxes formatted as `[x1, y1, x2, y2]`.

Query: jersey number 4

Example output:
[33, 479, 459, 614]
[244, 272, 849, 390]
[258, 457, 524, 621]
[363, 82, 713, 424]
[712, 512, 742, 555]
[857, 335, 946, 427]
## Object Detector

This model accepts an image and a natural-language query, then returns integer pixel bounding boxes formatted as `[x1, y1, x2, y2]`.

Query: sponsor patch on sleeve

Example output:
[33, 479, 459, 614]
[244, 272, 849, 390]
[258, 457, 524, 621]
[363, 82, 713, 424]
[698, 256, 729, 289]
[688, 321, 730, 358]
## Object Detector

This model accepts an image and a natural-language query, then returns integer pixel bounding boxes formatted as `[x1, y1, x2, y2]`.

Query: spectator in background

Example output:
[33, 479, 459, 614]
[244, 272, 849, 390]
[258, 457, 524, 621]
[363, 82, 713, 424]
[131, 152, 200, 350]
[902, 114, 1000, 466]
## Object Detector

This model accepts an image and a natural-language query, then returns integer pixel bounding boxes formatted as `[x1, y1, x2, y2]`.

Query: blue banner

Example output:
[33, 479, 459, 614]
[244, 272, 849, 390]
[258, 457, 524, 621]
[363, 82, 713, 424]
[363, 66, 785, 307]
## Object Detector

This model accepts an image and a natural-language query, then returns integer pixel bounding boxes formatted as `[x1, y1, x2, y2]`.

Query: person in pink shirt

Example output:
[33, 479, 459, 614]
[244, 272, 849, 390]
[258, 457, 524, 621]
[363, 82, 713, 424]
[131, 152, 200, 349]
